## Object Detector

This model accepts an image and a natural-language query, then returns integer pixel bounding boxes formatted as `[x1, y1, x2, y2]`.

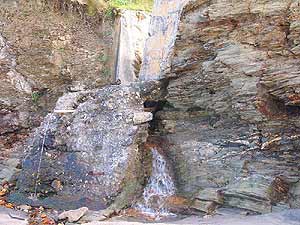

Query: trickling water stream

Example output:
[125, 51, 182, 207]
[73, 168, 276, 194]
[135, 147, 176, 220]
[32, 115, 53, 200]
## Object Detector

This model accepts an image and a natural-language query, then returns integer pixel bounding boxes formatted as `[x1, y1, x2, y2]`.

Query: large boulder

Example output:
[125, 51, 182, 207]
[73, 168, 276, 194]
[12, 85, 150, 210]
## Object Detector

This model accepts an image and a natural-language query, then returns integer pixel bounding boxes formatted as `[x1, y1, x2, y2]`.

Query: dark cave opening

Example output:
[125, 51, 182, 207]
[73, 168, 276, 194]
[144, 100, 167, 133]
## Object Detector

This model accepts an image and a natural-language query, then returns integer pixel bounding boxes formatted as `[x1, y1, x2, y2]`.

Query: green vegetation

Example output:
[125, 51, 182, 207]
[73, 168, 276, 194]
[86, 0, 153, 15]
[98, 52, 109, 63]
[31, 91, 41, 104]
[109, 0, 153, 12]
[102, 67, 111, 77]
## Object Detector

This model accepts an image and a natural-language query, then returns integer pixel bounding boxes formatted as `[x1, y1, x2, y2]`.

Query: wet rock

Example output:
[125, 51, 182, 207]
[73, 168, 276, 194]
[114, 10, 150, 84]
[139, 0, 187, 81]
[133, 112, 153, 125]
[58, 207, 89, 222]
[14, 85, 149, 210]
[0, 0, 113, 184]
[17, 204, 32, 213]
[143, 0, 300, 214]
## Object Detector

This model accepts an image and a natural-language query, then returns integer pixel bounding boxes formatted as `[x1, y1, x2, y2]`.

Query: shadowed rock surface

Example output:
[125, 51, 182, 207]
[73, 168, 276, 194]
[148, 0, 300, 214]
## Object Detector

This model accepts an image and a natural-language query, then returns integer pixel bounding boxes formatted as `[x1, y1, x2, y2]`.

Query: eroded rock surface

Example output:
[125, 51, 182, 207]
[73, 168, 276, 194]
[12, 85, 149, 210]
[114, 10, 150, 84]
[0, 0, 113, 183]
[148, 0, 300, 214]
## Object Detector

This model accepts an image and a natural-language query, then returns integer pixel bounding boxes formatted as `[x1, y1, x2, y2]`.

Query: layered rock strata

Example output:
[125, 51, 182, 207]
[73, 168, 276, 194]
[151, 0, 300, 214]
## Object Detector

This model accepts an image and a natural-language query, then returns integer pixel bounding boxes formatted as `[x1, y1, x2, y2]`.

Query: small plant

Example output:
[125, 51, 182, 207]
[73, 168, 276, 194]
[98, 53, 109, 63]
[31, 91, 41, 104]
[102, 67, 111, 77]
[114, 0, 129, 6]
[109, 0, 153, 12]
[104, 6, 115, 19]
[59, 47, 65, 52]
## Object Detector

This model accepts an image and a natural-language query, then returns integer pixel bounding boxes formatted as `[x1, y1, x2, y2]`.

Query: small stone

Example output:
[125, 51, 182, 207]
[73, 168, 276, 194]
[81, 209, 115, 222]
[17, 205, 32, 212]
[8, 210, 27, 220]
[133, 112, 153, 125]
[58, 207, 89, 222]
[240, 211, 251, 216]
[203, 214, 212, 219]
[51, 180, 63, 192]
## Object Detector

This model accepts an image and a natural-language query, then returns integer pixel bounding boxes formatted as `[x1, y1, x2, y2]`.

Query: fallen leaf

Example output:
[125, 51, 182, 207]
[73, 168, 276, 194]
[0, 189, 7, 196]
[42, 217, 55, 225]
[5, 203, 14, 209]
[0, 199, 6, 205]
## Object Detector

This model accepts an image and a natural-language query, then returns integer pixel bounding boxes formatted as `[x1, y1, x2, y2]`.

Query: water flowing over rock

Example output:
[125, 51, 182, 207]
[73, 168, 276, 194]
[148, 0, 300, 214]
[114, 10, 150, 84]
[135, 147, 175, 220]
[0, 0, 114, 184]
[1, 0, 300, 222]
[12, 85, 150, 210]
[139, 0, 188, 81]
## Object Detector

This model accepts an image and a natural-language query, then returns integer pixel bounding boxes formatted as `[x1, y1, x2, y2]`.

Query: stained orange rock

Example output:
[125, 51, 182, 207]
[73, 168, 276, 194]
[165, 196, 190, 206]
[40, 213, 47, 218]
[124, 208, 156, 221]
[288, 94, 300, 104]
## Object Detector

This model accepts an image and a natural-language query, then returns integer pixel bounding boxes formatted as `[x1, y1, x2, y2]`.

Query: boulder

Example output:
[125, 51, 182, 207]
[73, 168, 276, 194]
[13, 85, 149, 210]
[133, 112, 153, 125]
[58, 207, 89, 222]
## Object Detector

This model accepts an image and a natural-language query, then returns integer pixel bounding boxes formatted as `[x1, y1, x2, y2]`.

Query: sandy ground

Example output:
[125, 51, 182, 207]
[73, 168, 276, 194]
[0, 207, 300, 225]
[0, 207, 27, 225]
[83, 209, 300, 225]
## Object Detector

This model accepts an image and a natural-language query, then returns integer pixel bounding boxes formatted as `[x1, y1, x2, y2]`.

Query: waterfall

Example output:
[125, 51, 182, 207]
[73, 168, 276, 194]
[32, 115, 52, 199]
[135, 147, 176, 220]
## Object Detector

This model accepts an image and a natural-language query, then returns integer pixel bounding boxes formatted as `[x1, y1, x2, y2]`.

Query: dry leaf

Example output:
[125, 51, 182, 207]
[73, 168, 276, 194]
[0, 199, 6, 205]
[0, 189, 7, 196]
[5, 203, 14, 209]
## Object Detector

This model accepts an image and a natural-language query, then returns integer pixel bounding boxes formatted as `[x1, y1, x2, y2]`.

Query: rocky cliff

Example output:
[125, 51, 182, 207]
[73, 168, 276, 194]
[0, 0, 114, 184]
[1, 0, 300, 221]
[152, 0, 300, 214]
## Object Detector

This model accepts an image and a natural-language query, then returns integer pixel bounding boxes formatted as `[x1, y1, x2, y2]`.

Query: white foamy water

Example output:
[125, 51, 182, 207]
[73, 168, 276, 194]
[135, 147, 176, 220]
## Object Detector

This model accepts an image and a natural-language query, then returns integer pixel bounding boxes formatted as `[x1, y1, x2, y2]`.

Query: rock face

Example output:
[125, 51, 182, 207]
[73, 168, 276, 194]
[0, 0, 113, 183]
[114, 10, 150, 84]
[13, 85, 149, 210]
[139, 0, 187, 81]
[151, 0, 300, 214]
[2, 0, 300, 218]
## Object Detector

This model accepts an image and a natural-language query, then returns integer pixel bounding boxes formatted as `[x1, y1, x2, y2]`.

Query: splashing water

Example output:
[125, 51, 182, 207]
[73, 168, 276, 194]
[31, 115, 53, 200]
[135, 147, 176, 220]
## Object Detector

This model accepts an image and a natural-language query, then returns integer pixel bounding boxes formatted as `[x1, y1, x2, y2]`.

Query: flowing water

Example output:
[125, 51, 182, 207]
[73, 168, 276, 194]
[135, 147, 176, 220]
[31, 115, 54, 200]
